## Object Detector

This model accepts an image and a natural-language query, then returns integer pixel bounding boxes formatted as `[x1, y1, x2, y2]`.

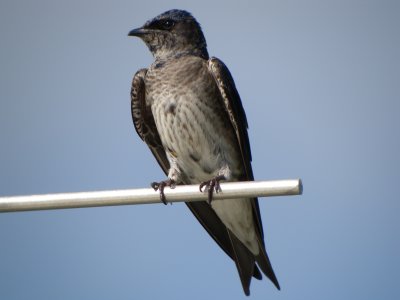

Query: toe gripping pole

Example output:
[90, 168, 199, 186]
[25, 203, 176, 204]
[0, 179, 302, 213]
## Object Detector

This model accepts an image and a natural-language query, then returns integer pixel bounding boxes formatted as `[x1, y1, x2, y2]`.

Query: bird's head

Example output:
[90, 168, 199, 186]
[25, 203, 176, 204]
[128, 9, 209, 60]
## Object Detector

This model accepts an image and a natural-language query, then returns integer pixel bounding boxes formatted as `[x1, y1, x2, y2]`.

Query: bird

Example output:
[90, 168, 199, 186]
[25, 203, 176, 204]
[128, 9, 279, 295]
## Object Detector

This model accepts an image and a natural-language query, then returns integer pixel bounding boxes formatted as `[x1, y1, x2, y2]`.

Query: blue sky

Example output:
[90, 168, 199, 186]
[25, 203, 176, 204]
[1, 0, 399, 299]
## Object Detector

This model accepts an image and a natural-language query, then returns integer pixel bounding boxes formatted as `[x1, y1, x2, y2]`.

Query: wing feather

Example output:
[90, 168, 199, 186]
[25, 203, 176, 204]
[207, 58, 264, 236]
[207, 57, 280, 290]
[131, 68, 170, 171]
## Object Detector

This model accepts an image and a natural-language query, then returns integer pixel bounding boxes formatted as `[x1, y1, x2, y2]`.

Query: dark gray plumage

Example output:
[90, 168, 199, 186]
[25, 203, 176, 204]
[128, 9, 279, 295]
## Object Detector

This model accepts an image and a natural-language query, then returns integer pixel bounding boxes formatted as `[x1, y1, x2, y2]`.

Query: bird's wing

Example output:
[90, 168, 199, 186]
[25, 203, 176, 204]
[207, 57, 280, 291]
[131, 68, 170, 170]
[131, 68, 262, 280]
[207, 57, 263, 234]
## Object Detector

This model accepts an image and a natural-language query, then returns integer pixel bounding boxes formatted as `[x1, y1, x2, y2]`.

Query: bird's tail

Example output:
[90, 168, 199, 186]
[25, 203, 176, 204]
[228, 229, 280, 295]
[255, 238, 280, 290]
[227, 229, 255, 296]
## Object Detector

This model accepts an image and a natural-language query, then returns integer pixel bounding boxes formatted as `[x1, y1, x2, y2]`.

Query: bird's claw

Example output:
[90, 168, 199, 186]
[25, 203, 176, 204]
[151, 179, 175, 205]
[199, 175, 225, 204]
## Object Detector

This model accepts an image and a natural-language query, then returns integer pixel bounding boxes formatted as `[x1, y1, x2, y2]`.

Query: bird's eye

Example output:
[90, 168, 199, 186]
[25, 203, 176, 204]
[161, 19, 175, 30]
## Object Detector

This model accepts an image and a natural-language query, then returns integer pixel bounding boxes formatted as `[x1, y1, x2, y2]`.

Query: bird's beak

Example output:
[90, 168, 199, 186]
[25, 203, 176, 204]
[128, 27, 148, 37]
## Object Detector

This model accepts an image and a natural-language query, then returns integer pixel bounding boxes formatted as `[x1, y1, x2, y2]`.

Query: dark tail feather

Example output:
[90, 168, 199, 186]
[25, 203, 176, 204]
[227, 230, 256, 296]
[252, 265, 262, 280]
[255, 238, 280, 290]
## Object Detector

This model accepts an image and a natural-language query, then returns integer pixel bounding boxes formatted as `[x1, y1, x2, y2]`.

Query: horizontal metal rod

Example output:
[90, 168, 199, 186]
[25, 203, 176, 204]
[0, 179, 302, 213]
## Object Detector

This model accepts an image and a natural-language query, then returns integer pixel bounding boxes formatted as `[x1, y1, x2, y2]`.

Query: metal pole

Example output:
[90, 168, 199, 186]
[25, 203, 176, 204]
[0, 179, 302, 213]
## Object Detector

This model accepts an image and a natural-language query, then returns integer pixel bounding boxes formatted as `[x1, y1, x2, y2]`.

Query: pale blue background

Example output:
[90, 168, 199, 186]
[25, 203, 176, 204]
[1, 0, 399, 299]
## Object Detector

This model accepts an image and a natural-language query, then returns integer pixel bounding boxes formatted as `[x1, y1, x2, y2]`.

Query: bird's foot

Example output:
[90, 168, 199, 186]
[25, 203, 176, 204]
[199, 175, 225, 204]
[151, 179, 176, 205]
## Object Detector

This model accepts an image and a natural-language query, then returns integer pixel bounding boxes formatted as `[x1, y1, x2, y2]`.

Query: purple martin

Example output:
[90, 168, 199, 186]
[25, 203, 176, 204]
[128, 9, 279, 295]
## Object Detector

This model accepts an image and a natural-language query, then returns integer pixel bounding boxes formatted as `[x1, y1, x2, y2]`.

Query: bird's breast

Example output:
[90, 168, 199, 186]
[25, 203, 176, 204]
[147, 60, 241, 182]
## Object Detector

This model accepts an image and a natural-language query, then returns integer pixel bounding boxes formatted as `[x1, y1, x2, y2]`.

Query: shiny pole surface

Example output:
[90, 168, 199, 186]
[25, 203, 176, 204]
[0, 179, 302, 213]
